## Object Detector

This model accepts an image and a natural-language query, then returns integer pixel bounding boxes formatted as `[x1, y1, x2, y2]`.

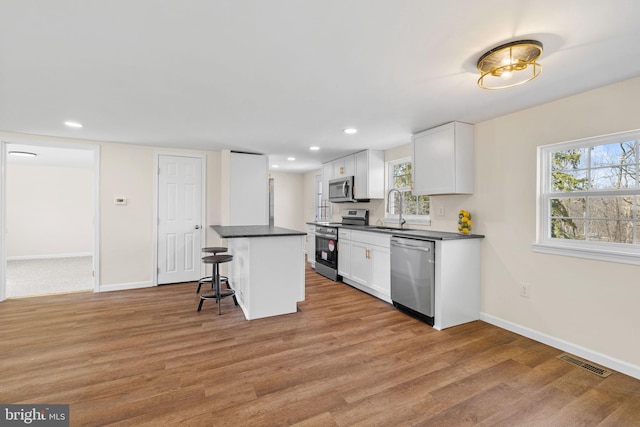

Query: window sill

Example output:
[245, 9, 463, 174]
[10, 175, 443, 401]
[532, 242, 640, 266]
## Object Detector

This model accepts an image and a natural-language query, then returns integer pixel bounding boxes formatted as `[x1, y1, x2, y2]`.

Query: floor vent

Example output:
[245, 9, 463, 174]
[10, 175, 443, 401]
[557, 353, 613, 378]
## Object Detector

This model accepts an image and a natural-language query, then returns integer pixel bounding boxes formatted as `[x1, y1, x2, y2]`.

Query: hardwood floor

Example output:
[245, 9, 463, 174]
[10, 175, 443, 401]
[1, 265, 639, 426]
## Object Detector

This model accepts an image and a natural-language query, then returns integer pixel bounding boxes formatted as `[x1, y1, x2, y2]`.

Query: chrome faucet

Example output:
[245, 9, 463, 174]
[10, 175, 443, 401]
[387, 188, 406, 229]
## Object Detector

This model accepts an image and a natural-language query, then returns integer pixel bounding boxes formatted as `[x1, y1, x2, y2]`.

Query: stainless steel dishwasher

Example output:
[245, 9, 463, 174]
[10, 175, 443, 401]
[390, 236, 435, 326]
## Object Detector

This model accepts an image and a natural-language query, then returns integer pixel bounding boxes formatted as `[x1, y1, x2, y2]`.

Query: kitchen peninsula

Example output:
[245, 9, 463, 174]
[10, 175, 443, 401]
[210, 225, 306, 320]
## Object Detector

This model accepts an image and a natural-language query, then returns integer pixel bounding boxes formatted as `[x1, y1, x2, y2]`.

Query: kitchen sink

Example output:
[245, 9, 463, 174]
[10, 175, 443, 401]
[369, 226, 407, 232]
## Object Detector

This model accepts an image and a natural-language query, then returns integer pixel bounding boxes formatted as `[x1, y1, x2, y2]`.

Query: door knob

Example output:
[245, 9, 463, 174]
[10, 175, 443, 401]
[195, 225, 201, 229]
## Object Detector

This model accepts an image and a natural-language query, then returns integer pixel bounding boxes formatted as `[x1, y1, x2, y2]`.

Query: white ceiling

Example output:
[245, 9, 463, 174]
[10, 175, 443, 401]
[2, 0, 640, 172]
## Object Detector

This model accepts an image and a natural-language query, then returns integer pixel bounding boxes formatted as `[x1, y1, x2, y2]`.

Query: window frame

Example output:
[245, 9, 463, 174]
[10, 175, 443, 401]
[533, 129, 640, 265]
[384, 157, 430, 226]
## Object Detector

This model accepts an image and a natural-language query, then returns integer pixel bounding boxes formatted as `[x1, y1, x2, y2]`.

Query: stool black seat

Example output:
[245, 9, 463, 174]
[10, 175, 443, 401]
[197, 254, 238, 315]
[196, 246, 229, 293]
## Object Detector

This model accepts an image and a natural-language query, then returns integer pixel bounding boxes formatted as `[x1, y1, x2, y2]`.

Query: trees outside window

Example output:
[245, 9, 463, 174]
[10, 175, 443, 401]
[387, 159, 430, 222]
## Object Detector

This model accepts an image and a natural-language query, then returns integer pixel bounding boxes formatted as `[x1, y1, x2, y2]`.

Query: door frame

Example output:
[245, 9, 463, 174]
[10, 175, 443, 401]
[0, 139, 100, 301]
[153, 152, 207, 285]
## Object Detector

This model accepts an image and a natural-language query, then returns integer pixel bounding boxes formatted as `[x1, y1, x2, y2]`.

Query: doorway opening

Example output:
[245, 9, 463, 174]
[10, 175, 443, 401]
[1, 141, 99, 300]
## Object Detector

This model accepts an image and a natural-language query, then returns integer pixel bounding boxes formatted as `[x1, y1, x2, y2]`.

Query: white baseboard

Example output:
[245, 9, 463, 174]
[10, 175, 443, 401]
[7, 252, 93, 261]
[481, 312, 640, 380]
[99, 281, 155, 292]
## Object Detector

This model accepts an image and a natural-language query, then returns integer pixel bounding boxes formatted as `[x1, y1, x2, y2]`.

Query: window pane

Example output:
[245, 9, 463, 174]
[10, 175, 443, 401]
[405, 195, 417, 215]
[551, 218, 585, 240]
[551, 169, 588, 192]
[587, 196, 635, 219]
[587, 220, 635, 244]
[590, 166, 637, 189]
[417, 196, 430, 215]
[590, 141, 637, 167]
[551, 148, 590, 172]
[550, 198, 585, 218]
[393, 162, 412, 190]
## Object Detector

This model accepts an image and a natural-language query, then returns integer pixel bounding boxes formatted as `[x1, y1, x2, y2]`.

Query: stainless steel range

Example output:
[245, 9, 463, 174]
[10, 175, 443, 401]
[315, 209, 368, 281]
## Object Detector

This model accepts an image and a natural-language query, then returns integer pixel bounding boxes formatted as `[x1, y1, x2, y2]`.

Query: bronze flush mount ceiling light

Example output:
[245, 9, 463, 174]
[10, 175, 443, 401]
[477, 40, 543, 89]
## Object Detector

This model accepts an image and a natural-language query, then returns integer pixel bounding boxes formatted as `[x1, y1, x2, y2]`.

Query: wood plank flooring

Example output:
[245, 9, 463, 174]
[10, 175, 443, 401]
[1, 265, 640, 426]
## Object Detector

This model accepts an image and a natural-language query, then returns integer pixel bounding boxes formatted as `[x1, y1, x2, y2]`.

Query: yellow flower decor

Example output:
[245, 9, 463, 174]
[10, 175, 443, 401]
[458, 210, 472, 234]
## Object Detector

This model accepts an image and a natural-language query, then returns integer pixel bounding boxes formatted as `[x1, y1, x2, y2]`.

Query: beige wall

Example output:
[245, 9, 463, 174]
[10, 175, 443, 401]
[471, 77, 640, 368]
[100, 143, 224, 287]
[270, 171, 305, 231]
[6, 164, 94, 257]
[303, 170, 320, 223]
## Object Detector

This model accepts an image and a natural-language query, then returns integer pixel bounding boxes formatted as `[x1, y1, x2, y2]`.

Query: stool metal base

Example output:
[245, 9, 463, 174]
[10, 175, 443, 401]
[197, 288, 238, 314]
[195, 275, 229, 293]
[197, 254, 236, 315]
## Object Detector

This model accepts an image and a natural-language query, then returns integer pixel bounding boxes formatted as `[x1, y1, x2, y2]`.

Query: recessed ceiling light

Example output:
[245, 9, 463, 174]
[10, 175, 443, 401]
[8, 151, 37, 157]
[272, 165, 279, 168]
[309, 146, 320, 151]
[287, 157, 295, 161]
[64, 121, 83, 128]
[344, 128, 358, 134]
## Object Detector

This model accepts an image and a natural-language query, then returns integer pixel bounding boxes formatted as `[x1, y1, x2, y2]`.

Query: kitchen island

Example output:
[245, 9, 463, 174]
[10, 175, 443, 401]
[210, 225, 306, 320]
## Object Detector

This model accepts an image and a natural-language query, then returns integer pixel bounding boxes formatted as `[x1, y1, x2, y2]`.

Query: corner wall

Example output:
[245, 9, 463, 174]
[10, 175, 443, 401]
[470, 77, 640, 374]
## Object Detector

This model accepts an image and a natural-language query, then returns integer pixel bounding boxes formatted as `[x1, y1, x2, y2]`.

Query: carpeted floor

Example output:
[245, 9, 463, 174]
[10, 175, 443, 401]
[6, 256, 94, 298]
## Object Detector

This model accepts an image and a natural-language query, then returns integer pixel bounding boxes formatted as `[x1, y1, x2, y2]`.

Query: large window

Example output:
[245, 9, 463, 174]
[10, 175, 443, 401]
[535, 130, 640, 264]
[386, 158, 430, 224]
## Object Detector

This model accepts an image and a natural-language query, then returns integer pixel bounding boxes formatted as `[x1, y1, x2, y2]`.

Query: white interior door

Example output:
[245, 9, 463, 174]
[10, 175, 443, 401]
[157, 155, 203, 284]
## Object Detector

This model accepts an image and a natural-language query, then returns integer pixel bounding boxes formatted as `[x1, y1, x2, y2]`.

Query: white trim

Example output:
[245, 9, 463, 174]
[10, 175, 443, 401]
[99, 281, 155, 292]
[0, 144, 5, 302]
[481, 312, 640, 380]
[153, 152, 207, 286]
[532, 242, 640, 265]
[7, 252, 93, 261]
[536, 130, 640, 262]
[93, 145, 101, 293]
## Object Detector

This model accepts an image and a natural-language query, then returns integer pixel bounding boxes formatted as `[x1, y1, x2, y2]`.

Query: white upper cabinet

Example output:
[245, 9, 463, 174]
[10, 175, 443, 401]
[412, 121, 474, 195]
[332, 155, 355, 178]
[354, 150, 384, 199]
[323, 150, 384, 200]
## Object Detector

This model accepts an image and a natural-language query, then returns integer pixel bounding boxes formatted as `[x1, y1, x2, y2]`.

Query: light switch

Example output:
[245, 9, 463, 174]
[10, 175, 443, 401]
[115, 196, 127, 206]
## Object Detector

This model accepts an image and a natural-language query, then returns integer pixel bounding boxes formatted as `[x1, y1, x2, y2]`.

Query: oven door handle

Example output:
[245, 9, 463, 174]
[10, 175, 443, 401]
[316, 232, 337, 239]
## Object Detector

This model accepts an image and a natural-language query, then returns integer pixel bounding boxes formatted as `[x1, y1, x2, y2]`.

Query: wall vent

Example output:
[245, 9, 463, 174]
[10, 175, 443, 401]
[557, 353, 613, 378]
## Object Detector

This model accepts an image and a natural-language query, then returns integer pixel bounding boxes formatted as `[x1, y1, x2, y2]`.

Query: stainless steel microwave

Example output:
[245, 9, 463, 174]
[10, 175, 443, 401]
[328, 176, 356, 203]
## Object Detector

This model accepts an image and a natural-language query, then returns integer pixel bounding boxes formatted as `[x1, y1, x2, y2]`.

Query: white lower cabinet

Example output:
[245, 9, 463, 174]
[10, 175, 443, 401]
[337, 229, 351, 278]
[341, 230, 391, 302]
[306, 224, 316, 268]
[335, 227, 482, 329]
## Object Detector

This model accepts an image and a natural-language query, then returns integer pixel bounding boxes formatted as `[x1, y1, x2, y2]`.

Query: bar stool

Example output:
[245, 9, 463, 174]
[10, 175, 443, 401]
[196, 247, 229, 293]
[197, 254, 238, 315]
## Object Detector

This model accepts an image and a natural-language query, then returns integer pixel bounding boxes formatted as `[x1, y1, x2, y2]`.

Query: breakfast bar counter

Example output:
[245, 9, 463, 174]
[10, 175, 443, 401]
[210, 225, 306, 320]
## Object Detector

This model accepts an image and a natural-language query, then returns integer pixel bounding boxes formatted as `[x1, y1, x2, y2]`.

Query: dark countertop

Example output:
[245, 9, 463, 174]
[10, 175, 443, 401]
[211, 225, 306, 238]
[342, 225, 484, 240]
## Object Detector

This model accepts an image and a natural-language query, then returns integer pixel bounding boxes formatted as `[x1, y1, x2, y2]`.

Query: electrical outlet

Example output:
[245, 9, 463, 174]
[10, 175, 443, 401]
[438, 207, 445, 216]
[520, 283, 531, 298]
